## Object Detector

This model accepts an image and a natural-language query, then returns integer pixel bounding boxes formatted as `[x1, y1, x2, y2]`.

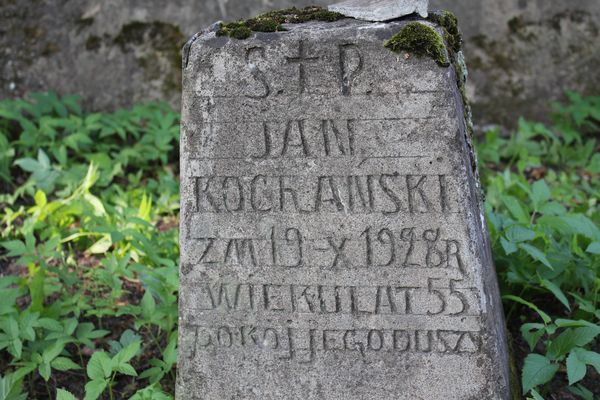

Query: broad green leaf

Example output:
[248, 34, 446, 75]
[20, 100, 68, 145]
[546, 327, 600, 359]
[87, 351, 112, 380]
[83, 193, 106, 217]
[566, 351, 587, 385]
[571, 326, 600, 347]
[38, 362, 51, 382]
[115, 362, 137, 376]
[56, 388, 77, 400]
[588, 153, 600, 173]
[51, 357, 81, 371]
[500, 237, 518, 255]
[521, 323, 545, 351]
[585, 242, 600, 255]
[14, 158, 39, 173]
[37, 150, 50, 169]
[141, 292, 156, 319]
[538, 201, 566, 216]
[573, 348, 600, 373]
[503, 295, 551, 324]
[0, 241, 26, 257]
[88, 236, 112, 254]
[528, 389, 544, 400]
[520, 244, 553, 269]
[38, 318, 63, 331]
[531, 180, 551, 207]
[539, 278, 570, 311]
[568, 384, 594, 400]
[42, 340, 65, 363]
[505, 225, 536, 243]
[4, 318, 19, 338]
[522, 354, 559, 394]
[502, 195, 530, 223]
[84, 379, 107, 400]
[115, 340, 140, 364]
[163, 338, 177, 366]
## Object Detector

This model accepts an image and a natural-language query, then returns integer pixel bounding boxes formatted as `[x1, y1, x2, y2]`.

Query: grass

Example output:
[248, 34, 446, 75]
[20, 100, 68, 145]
[0, 91, 599, 399]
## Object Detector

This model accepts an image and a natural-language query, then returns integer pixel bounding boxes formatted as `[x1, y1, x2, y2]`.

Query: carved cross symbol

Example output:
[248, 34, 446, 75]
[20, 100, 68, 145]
[286, 40, 319, 94]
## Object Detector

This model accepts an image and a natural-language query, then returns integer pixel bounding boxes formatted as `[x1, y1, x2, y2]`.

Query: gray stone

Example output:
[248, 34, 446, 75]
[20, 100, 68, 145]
[329, 0, 429, 21]
[178, 17, 510, 399]
[2, 0, 599, 128]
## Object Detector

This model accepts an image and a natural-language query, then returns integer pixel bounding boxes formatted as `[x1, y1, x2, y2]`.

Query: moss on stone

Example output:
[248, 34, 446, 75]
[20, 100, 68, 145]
[217, 22, 253, 39]
[216, 6, 345, 40]
[384, 22, 449, 67]
[428, 10, 462, 54]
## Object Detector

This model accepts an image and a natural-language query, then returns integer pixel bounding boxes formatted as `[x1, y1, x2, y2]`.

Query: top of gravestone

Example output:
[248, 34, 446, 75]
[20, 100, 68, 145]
[328, 0, 429, 21]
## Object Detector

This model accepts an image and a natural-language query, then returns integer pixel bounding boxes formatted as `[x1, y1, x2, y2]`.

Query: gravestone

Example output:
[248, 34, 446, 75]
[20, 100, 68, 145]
[178, 9, 510, 400]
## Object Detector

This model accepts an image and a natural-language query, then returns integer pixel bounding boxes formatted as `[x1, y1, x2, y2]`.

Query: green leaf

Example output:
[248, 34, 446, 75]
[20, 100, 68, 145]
[566, 351, 587, 385]
[42, 341, 65, 363]
[538, 202, 566, 216]
[38, 362, 51, 382]
[539, 278, 570, 311]
[568, 384, 594, 400]
[528, 389, 544, 400]
[522, 354, 559, 394]
[585, 242, 600, 255]
[573, 348, 600, 374]
[0, 241, 27, 257]
[37, 149, 51, 169]
[115, 362, 137, 376]
[115, 340, 140, 364]
[88, 236, 112, 254]
[162, 338, 177, 366]
[14, 158, 40, 173]
[502, 195, 530, 223]
[51, 357, 81, 371]
[56, 388, 77, 400]
[87, 352, 112, 380]
[38, 318, 63, 331]
[531, 180, 551, 205]
[505, 225, 536, 243]
[500, 237, 518, 255]
[141, 292, 156, 320]
[503, 295, 551, 324]
[521, 323, 545, 351]
[546, 327, 600, 360]
[84, 379, 107, 400]
[4, 317, 19, 338]
[520, 244, 553, 269]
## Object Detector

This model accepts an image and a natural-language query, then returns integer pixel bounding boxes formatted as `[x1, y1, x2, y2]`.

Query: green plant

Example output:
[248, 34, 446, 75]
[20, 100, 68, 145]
[0, 90, 598, 398]
[478, 92, 600, 398]
[0, 93, 179, 398]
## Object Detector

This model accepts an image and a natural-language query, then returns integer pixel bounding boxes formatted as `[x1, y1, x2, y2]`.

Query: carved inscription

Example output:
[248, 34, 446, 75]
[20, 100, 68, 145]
[286, 40, 319, 94]
[182, 39, 488, 370]
[183, 324, 482, 363]
[187, 281, 479, 316]
[188, 226, 464, 271]
[194, 174, 456, 214]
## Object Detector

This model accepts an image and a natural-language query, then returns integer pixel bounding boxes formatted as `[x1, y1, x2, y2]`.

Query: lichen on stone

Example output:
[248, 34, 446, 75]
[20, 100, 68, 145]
[216, 6, 345, 40]
[384, 22, 449, 67]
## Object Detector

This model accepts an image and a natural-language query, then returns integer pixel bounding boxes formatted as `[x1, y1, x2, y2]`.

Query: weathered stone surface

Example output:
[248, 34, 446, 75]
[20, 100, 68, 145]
[178, 17, 510, 399]
[329, 0, 429, 21]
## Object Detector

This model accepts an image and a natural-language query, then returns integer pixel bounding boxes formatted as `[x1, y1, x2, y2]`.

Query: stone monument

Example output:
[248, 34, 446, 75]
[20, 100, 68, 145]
[178, 5, 510, 399]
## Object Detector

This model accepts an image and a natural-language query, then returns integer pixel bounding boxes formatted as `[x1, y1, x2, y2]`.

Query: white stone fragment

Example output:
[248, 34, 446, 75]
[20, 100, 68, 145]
[328, 0, 429, 21]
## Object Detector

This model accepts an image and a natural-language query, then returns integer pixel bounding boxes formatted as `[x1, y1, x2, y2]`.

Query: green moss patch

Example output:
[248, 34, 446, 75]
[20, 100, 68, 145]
[216, 6, 345, 40]
[428, 10, 462, 53]
[384, 22, 449, 67]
